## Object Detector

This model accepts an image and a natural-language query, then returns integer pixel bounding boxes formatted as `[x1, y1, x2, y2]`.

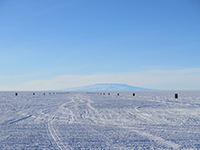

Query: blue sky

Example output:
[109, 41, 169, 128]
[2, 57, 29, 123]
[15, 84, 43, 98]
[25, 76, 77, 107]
[0, 0, 200, 90]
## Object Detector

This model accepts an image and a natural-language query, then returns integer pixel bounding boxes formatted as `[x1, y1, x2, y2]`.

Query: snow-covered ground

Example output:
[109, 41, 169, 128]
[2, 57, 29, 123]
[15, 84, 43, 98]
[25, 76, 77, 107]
[0, 91, 200, 149]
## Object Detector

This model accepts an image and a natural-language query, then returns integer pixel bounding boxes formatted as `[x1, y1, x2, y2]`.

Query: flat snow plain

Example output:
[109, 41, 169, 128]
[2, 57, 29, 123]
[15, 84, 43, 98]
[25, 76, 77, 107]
[0, 91, 200, 150]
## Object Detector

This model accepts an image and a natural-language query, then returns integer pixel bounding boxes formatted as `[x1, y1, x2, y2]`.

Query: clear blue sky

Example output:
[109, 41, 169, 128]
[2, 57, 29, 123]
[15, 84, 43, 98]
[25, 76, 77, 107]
[0, 0, 200, 90]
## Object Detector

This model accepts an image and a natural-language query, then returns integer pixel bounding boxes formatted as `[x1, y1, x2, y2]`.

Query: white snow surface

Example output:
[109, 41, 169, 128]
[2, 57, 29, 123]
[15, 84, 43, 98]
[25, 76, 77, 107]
[0, 91, 200, 149]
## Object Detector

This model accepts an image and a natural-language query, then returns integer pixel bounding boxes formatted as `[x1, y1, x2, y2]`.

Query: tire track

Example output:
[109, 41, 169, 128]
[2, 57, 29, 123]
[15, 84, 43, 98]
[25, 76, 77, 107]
[48, 115, 72, 150]
[48, 93, 181, 149]
[47, 99, 75, 150]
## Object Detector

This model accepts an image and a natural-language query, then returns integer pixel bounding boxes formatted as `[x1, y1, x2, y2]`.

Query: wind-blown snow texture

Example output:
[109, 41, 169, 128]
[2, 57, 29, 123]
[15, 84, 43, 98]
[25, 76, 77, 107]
[61, 83, 152, 91]
[0, 91, 200, 149]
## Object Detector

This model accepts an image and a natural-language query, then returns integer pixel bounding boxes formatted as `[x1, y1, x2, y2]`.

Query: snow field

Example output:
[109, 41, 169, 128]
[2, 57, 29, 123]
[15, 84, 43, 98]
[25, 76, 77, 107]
[0, 91, 200, 149]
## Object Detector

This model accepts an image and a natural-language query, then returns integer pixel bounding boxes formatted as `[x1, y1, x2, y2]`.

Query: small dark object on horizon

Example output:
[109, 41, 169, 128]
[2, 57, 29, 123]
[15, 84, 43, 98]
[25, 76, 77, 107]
[108, 93, 110, 95]
[133, 93, 135, 96]
[15, 93, 18, 96]
[117, 93, 119, 96]
[33, 93, 35, 95]
[175, 93, 178, 99]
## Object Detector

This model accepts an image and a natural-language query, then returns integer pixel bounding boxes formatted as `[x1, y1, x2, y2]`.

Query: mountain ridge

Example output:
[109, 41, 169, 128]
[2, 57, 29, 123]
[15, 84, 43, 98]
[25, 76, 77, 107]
[60, 83, 153, 91]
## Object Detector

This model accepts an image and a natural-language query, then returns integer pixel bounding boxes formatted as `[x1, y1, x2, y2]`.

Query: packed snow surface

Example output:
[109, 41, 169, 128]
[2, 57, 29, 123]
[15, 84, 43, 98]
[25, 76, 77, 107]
[0, 91, 200, 149]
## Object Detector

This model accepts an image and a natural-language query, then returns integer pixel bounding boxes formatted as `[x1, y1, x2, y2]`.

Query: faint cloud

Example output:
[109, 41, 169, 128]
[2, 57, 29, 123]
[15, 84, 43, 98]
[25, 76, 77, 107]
[1, 68, 199, 91]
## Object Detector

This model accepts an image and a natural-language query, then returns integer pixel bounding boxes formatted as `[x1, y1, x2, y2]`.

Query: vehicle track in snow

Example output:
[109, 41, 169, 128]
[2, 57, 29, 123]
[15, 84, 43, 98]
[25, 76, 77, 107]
[48, 95, 111, 149]
[47, 93, 183, 149]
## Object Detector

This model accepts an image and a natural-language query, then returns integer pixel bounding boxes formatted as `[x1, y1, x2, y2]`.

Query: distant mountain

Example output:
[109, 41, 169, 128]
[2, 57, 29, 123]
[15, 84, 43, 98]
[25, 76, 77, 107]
[61, 83, 153, 91]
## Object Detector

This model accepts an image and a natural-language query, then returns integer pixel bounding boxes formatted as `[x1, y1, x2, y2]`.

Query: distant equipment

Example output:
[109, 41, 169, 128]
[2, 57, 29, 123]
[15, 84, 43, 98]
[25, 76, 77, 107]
[15, 93, 18, 96]
[133, 93, 135, 96]
[175, 93, 178, 99]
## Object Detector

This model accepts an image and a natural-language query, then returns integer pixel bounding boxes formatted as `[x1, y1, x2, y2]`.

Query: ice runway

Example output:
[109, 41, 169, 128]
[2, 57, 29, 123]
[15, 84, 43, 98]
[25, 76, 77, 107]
[0, 91, 200, 149]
